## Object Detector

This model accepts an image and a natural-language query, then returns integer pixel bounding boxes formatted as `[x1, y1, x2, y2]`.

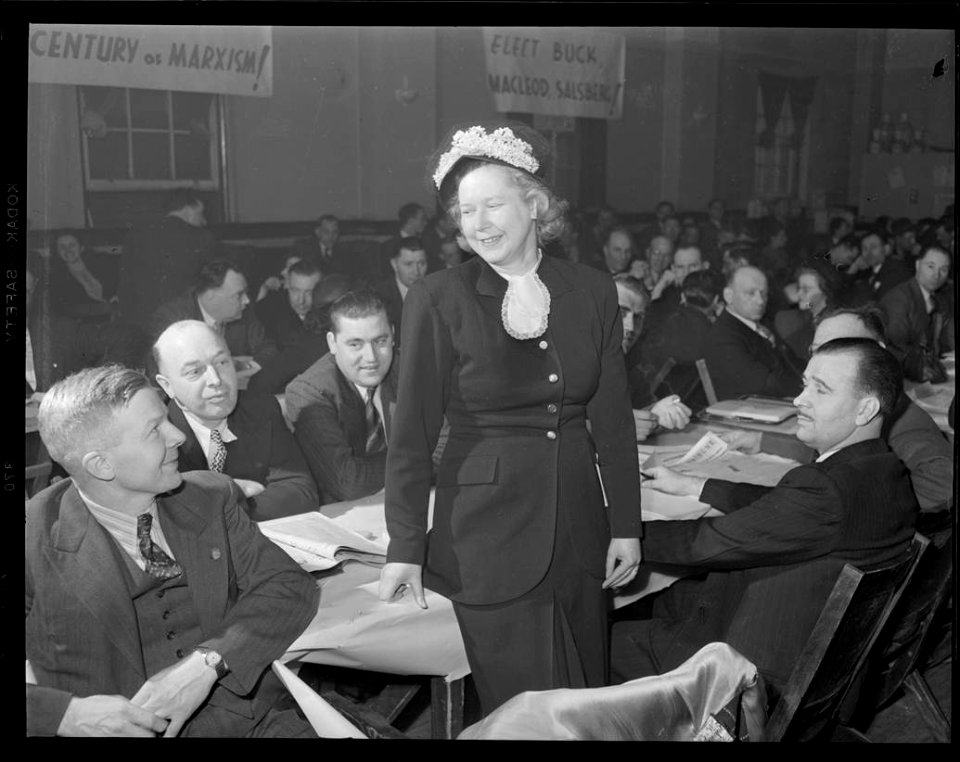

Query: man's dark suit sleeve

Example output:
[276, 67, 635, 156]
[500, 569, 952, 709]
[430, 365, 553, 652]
[244, 311, 279, 366]
[293, 401, 387, 504]
[643, 466, 841, 570]
[245, 397, 319, 521]
[705, 317, 802, 399]
[197, 479, 319, 696]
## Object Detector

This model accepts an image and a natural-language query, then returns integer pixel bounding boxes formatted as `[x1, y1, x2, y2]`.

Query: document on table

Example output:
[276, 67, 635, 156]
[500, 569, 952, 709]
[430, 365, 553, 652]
[259, 511, 388, 571]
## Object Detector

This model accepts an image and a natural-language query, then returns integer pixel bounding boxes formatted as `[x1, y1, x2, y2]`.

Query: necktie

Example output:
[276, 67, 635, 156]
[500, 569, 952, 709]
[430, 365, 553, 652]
[209, 428, 227, 473]
[364, 388, 386, 454]
[137, 513, 182, 580]
[756, 323, 776, 347]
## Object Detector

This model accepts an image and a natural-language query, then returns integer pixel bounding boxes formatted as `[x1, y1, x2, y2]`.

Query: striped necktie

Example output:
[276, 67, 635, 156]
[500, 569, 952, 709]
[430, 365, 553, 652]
[209, 428, 227, 473]
[364, 387, 386, 454]
[137, 513, 182, 580]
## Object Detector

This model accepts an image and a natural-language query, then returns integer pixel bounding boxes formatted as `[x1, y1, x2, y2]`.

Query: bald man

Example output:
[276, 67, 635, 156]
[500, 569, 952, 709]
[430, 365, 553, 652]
[704, 266, 803, 400]
[153, 321, 318, 521]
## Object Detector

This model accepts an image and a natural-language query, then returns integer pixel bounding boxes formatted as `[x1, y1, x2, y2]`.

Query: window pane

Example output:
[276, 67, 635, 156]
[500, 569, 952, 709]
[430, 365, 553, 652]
[131, 133, 172, 179]
[80, 86, 128, 129]
[172, 92, 213, 131]
[129, 89, 169, 130]
[174, 135, 212, 181]
[87, 132, 129, 180]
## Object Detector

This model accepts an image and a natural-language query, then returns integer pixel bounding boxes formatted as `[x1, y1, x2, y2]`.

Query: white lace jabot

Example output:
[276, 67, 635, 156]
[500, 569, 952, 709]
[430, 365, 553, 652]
[490, 251, 550, 340]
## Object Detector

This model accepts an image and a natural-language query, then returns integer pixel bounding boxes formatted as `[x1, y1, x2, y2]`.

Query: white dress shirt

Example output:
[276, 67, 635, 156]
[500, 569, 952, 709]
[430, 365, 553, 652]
[179, 406, 238, 467]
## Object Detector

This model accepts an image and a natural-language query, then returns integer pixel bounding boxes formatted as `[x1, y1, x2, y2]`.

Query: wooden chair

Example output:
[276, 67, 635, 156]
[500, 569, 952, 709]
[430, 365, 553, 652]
[764, 533, 928, 742]
[840, 530, 952, 742]
[695, 358, 719, 406]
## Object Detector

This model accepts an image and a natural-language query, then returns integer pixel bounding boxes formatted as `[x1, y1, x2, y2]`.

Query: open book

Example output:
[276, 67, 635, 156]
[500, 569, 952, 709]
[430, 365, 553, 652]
[705, 396, 796, 424]
[259, 512, 388, 571]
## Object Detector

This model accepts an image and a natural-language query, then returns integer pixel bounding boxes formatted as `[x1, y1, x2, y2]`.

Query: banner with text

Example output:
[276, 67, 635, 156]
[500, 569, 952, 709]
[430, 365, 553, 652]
[482, 28, 625, 120]
[28, 24, 273, 97]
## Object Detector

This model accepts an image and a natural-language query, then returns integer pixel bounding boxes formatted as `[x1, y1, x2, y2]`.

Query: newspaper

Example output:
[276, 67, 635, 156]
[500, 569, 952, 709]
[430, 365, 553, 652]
[259, 511, 388, 571]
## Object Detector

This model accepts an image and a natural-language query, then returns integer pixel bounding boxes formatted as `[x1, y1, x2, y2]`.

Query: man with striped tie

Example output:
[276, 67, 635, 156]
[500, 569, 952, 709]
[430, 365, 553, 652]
[153, 320, 318, 521]
[284, 289, 398, 504]
[26, 365, 319, 736]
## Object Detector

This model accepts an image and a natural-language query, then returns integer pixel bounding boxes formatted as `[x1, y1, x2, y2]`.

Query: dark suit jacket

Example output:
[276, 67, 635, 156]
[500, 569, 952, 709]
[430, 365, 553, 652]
[284, 353, 397, 504]
[118, 216, 217, 330]
[637, 439, 917, 693]
[150, 292, 279, 367]
[374, 276, 406, 345]
[773, 306, 814, 362]
[880, 277, 955, 381]
[637, 304, 714, 409]
[169, 393, 318, 521]
[25, 473, 319, 736]
[255, 290, 310, 350]
[385, 256, 641, 605]
[290, 237, 355, 278]
[703, 309, 803, 400]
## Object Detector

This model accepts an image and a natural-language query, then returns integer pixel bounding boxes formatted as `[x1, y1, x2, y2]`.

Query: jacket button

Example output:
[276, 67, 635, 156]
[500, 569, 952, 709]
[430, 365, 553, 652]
[539, 340, 549, 350]
[547, 403, 558, 413]
[166, 630, 176, 640]
[162, 610, 172, 620]
[156, 590, 165, 599]
[546, 431, 557, 440]
[548, 373, 559, 383]
[176, 649, 185, 659]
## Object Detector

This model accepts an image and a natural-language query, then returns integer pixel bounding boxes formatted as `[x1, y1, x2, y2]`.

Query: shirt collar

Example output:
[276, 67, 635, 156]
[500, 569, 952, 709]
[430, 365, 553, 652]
[395, 277, 409, 301]
[198, 301, 220, 329]
[726, 308, 758, 333]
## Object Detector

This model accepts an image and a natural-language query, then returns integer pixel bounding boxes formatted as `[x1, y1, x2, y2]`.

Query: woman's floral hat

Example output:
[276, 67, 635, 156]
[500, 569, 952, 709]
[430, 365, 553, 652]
[432, 125, 540, 189]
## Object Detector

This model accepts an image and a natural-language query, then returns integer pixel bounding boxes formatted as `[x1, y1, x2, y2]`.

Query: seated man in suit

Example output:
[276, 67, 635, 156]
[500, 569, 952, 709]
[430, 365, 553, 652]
[612, 339, 918, 702]
[26, 365, 319, 737]
[375, 237, 428, 345]
[721, 304, 954, 546]
[880, 246, 954, 383]
[290, 214, 353, 277]
[153, 320, 318, 521]
[255, 258, 323, 350]
[646, 245, 708, 332]
[855, 228, 914, 303]
[704, 265, 803, 400]
[150, 259, 279, 372]
[285, 290, 397, 504]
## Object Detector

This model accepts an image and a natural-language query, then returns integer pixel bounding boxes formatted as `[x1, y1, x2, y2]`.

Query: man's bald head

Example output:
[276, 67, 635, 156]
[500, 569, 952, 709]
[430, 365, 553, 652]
[153, 320, 238, 425]
[724, 266, 768, 322]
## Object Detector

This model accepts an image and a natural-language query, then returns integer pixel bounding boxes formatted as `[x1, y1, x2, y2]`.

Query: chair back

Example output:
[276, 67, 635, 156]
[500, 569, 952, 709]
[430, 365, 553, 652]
[696, 358, 719, 406]
[852, 530, 951, 713]
[764, 533, 927, 742]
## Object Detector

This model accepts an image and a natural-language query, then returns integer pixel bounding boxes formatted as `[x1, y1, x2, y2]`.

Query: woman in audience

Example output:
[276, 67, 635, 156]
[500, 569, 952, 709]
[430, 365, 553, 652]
[379, 122, 641, 717]
[774, 259, 840, 360]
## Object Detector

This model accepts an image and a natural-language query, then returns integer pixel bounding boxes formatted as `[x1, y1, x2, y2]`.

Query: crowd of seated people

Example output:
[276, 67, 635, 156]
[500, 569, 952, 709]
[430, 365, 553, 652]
[25, 183, 955, 737]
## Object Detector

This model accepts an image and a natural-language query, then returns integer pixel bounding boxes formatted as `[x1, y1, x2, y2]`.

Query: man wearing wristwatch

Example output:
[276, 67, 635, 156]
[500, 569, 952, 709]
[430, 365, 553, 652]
[26, 366, 320, 737]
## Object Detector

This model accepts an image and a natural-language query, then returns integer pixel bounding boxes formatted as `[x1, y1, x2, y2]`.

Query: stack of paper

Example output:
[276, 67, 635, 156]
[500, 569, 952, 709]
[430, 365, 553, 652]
[259, 512, 388, 572]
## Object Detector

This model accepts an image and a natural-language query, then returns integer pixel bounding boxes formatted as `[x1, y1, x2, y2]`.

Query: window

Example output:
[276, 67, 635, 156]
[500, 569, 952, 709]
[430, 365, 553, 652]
[754, 87, 807, 200]
[78, 86, 220, 190]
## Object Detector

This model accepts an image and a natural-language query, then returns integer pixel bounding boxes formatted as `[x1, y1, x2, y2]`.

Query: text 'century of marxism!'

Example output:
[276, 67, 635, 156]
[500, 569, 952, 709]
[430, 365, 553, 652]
[488, 74, 619, 103]
[30, 30, 262, 74]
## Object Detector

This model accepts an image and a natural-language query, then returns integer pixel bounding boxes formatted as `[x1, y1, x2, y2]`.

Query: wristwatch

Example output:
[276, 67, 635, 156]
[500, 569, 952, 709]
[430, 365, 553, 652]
[194, 647, 230, 680]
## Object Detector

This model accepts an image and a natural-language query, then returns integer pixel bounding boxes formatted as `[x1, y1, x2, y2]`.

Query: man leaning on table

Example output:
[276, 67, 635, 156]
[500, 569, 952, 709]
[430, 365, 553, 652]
[153, 320, 318, 521]
[611, 338, 918, 703]
[719, 305, 954, 546]
[26, 365, 319, 737]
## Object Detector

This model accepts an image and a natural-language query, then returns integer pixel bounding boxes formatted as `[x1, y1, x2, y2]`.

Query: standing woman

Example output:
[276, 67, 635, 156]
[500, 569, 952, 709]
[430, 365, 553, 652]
[378, 123, 642, 715]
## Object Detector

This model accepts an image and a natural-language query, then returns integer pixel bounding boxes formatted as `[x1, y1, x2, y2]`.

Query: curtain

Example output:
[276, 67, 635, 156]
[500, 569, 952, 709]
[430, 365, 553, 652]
[758, 71, 818, 149]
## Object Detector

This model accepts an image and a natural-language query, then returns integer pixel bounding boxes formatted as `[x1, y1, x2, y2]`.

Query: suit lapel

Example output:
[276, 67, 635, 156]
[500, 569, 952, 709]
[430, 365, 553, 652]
[157, 486, 228, 637]
[169, 402, 207, 472]
[47, 484, 146, 679]
[335, 364, 368, 451]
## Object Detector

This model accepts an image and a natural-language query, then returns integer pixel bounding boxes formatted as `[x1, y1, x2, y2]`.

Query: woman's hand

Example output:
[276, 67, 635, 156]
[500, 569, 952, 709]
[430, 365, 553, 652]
[649, 396, 691, 430]
[378, 562, 427, 609]
[603, 538, 642, 590]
